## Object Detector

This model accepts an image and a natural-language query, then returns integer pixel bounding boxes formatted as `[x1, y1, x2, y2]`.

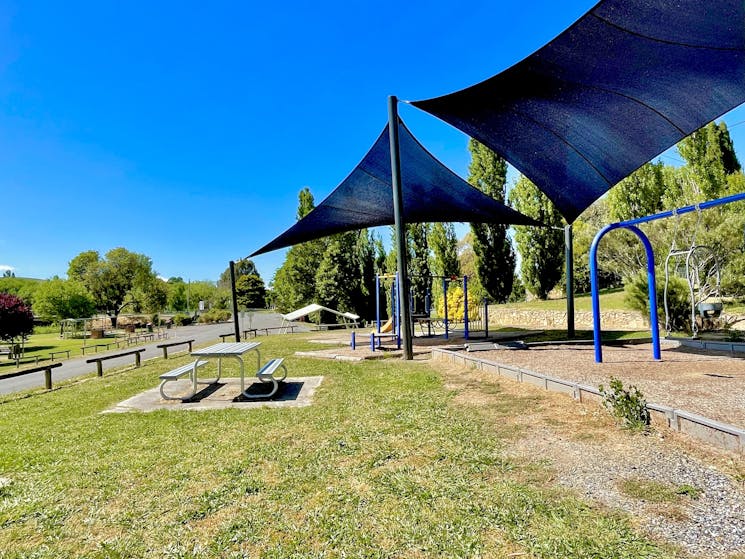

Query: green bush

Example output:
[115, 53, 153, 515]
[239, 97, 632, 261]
[599, 377, 650, 430]
[197, 308, 232, 324]
[172, 313, 192, 326]
[624, 271, 691, 333]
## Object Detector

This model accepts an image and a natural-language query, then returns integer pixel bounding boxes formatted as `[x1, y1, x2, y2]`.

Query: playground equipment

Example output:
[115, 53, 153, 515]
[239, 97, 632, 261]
[663, 208, 723, 338]
[374, 274, 471, 341]
[590, 191, 745, 363]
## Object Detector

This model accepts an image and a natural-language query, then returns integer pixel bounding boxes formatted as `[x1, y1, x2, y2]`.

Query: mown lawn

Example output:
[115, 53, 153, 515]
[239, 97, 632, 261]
[0, 335, 673, 558]
[502, 288, 629, 312]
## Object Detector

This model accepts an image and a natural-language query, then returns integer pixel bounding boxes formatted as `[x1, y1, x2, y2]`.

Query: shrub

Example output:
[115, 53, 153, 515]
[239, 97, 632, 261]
[172, 313, 192, 326]
[599, 377, 650, 430]
[197, 309, 232, 324]
[435, 285, 480, 321]
[624, 271, 691, 333]
[0, 293, 34, 342]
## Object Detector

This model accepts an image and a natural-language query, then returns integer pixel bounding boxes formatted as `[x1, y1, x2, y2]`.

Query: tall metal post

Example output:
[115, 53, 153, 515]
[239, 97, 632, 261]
[463, 275, 469, 340]
[388, 95, 413, 359]
[375, 274, 381, 333]
[565, 225, 575, 339]
[229, 260, 241, 342]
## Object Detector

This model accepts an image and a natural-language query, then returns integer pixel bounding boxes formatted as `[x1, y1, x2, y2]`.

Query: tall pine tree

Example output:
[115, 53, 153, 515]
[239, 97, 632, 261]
[467, 139, 515, 303]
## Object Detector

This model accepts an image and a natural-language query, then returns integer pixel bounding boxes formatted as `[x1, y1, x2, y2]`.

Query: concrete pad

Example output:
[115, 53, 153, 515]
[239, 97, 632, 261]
[103, 376, 324, 413]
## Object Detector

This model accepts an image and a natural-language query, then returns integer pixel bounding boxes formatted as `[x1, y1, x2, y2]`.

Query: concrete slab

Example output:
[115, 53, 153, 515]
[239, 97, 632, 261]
[103, 376, 324, 413]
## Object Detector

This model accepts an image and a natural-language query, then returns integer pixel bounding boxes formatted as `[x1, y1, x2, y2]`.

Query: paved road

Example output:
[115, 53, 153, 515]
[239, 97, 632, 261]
[0, 312, 305, 395]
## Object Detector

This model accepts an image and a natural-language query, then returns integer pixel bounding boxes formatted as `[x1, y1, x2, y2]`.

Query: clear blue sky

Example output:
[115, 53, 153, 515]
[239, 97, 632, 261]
[2, 0, 745, 283]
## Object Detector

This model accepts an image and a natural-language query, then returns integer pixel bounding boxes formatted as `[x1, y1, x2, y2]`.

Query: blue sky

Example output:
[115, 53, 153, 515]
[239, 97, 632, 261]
[2, 1, 745, 283]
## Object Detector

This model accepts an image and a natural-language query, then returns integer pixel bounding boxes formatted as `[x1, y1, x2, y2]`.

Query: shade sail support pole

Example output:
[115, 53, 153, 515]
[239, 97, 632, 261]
[565, 225, 575, 339]
[229, 260, 241, 342]
[388, 95, 414, 360]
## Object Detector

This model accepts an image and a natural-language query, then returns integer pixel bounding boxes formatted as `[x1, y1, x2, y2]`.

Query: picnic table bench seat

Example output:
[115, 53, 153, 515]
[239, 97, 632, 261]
[159, 359, 208, 400]
[250, 358, 287, 399]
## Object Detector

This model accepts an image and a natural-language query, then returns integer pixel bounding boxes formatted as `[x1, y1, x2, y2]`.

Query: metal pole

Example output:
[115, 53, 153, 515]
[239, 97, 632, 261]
[443, 277, 449, 340]
[375, 274, 381, 333]
[388, 95, 413, 359]
[463, 275, 469, 340]
[229, 260, 241, 342]
[565, 225, 575, 339]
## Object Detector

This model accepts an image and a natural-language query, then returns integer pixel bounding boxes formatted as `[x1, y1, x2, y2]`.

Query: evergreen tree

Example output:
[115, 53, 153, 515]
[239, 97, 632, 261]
[509, 175, 565, 299]
[430, 223, 460, 278]
[352, 230, 377, 320]
[467, 139, 515, 303]
[407, 223, 431, 314]
[315, 233, 359, 318]
[677, 121, 740, 200]
[271, 188, 327, 313]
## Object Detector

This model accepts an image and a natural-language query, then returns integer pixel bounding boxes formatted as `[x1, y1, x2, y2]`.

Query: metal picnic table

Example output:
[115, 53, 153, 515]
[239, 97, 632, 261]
[191, 341, 262, 397]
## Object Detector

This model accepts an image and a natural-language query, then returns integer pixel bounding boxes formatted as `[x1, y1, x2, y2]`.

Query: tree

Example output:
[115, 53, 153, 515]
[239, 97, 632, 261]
[315, 233, 359, 318]
[677, 121, 740, 200]
[0, 293, 34, 342]
[218, 259, 258, 290]
[67, 250, 100, 283]
[430, 223, 460, 278]
[236, 274, 266, 309]
[166, 278, 188, 311]
[607, 162, 666, 222]
[68, 247, 161, 327]
[33, 278, 96, 320]
[407, 223, 431, 314]
[467, 139, 515, 303]
[509, 175, 565, 299]
[271, 188, 327, 313]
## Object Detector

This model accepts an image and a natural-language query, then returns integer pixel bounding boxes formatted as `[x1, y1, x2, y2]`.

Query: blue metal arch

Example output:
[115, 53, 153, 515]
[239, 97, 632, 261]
[590, 224, 661, 363]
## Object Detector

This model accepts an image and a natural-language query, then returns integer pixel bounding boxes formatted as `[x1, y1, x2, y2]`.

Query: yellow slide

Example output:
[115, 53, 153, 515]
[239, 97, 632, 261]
[377, 317, 394, 333]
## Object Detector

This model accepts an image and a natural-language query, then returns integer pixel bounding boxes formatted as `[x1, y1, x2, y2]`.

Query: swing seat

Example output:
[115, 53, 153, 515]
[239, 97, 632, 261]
[696, 302, 722, 318]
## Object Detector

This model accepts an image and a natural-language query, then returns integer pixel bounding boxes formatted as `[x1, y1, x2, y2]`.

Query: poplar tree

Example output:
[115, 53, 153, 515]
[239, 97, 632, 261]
[509, 175, 565, 300]
[467, 139, 515, 303]
[407, 223, 431, 314]
[430, 223, 460, 278]
[271, 188, 327, 312]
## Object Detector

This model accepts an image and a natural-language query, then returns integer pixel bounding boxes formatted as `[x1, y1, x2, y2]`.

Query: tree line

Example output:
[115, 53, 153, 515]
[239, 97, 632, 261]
[0, 248, 269, 341]
[271, 120, 745, 323]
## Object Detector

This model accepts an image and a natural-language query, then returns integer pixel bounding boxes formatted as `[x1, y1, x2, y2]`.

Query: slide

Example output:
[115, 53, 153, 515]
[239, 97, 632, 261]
[377, 317, 394, 333]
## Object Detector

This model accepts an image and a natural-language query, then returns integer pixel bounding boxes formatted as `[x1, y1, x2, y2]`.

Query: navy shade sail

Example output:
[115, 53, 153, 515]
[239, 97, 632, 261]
[251, 119, 541, 256]
[412, 0, 745, 223]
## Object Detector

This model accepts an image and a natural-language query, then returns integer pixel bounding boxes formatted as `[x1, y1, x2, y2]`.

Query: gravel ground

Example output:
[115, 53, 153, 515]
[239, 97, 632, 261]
[516, 428, 745, 557]
[473, 341, 745, 429]
[436, 362, 745, 559]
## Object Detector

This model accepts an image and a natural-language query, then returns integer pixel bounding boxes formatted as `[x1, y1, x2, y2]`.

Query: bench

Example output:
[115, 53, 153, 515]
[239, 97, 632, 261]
[247, 358, 287, 399]
[49, 349, 71, 361]
[159, 359, 208, 400]
[86, 348, 146, 377]
[156, 339, 194, 359]
[0, 362, 63, 389]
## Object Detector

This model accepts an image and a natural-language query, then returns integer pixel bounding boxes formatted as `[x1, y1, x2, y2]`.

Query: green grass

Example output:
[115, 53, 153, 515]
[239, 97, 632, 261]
[503, 288, 629, 312]
[618, 479, 702, 503]
[0, 335, 674, 558]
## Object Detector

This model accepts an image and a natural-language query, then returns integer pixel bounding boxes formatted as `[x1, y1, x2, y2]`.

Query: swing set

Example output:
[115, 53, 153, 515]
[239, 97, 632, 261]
[590, 191, 745, 363]
[374, 273, 472, 341]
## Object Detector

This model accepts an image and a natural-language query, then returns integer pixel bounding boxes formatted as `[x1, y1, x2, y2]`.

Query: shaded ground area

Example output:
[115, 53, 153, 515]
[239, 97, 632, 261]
[105, 376, 323, 413]
[468, 341, 745, 430]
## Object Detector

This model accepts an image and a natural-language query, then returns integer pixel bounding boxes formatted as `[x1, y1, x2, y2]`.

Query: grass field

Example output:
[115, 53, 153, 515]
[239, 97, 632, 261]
[0, 334, 675, 558]
[501, 288, 628, 312]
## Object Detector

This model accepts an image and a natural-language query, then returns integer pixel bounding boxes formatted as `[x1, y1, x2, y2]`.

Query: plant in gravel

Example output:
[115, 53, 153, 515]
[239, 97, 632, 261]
[599, 377, 650, 430]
